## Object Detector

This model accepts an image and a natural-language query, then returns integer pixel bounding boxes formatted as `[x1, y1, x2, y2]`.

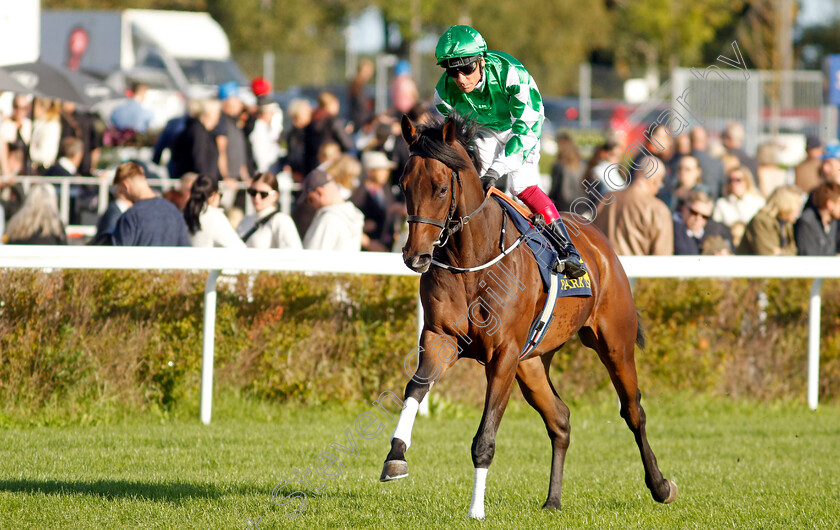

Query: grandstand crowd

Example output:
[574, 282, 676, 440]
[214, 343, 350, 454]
[1, 61, 839, 256]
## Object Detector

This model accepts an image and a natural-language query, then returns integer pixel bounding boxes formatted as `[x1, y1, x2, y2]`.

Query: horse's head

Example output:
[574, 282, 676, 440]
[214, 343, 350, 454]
[399, 114, 482, 273]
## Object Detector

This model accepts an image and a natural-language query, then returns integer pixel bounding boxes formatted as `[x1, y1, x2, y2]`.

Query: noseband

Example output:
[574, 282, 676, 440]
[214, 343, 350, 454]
[405, 162, 490, 248]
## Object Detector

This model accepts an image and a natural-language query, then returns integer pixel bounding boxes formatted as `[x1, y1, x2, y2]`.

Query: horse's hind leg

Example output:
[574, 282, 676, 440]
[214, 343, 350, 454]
[515, 353, 571, 510]
[579, 325, 677, 504]
[381, 330, 458, 482]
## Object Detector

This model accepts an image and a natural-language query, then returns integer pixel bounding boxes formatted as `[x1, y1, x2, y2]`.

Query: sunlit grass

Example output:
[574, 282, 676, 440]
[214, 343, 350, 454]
[1, 393, 838, 529]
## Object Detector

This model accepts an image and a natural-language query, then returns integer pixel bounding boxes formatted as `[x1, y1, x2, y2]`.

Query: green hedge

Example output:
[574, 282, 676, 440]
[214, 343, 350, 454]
[1, 270, 838, 421]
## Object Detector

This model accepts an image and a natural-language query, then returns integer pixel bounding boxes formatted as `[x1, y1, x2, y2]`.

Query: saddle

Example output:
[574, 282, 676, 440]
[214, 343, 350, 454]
[488, 188, 591, 297]
[487, 188, 592, 360]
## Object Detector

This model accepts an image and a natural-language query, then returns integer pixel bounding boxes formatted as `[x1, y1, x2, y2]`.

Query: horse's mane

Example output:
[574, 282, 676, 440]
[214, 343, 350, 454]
[412, 113, 483, 174]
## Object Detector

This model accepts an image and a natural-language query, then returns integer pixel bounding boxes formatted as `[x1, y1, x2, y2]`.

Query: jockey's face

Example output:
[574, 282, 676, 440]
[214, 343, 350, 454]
[451, 58, 484, 94]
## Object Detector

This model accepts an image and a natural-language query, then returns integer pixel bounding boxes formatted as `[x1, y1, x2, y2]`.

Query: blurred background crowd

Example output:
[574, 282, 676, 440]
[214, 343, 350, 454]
[1, 0, 840, 257]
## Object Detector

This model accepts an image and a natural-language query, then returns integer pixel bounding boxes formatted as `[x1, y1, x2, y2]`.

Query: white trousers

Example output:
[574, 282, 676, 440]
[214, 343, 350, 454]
[473, 129, 541, 195]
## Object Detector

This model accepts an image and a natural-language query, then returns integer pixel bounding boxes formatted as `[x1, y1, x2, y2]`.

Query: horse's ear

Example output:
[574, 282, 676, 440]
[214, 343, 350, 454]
[442, 119, 457, 146]
[401, 115, 417, 146]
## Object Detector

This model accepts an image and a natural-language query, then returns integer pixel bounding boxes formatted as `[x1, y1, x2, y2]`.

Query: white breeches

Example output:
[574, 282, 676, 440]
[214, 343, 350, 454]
[473, 129, 541, 195]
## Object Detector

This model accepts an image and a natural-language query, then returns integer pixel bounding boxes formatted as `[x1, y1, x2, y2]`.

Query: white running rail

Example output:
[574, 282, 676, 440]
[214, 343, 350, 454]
[0, 248, 837, 421]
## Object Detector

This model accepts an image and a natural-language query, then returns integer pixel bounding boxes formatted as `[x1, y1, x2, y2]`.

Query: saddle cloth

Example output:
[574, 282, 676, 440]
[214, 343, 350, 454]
[490, 192, 592, 298]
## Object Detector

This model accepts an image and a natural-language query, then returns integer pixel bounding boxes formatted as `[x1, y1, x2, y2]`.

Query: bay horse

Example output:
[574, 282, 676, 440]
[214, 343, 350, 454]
[380, 114, 677, 518]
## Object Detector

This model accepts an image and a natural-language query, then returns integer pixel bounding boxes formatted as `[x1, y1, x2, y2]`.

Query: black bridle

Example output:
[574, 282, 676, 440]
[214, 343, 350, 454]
[405, 161, 491, 248]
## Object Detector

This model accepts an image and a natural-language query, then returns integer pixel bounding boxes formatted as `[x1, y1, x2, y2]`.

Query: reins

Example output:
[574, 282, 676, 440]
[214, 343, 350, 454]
[405, 154, 515, 273]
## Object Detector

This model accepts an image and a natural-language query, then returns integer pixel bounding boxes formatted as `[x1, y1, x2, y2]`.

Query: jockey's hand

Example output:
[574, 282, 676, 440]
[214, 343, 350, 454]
[481, 169, 500, 193]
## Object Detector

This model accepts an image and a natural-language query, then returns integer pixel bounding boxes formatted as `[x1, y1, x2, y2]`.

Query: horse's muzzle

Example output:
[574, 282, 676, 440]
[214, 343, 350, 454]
[404, 252, 432, 273]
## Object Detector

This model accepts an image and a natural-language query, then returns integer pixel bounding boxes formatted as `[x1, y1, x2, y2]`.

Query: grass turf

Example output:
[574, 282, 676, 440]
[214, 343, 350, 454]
[1, 394, 838, 529]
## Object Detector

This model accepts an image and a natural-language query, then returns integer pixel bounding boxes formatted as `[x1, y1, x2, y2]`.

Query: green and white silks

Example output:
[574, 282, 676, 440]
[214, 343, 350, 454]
[433, 50, 544, 193]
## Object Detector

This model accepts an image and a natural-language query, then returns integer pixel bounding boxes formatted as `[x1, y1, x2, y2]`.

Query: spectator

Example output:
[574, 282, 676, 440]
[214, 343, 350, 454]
[249, 100, 283, 173]
[95, 177, 134, 238]
[303, 92, 353, 175]
[738, 185, 803, 256]
[163, 172, 198, 211]
[755, 142, 788, 198]
[819, 143, 840, 185]
[673, 190, 732, 255]
[5, 144, 25, 177]
[302, 168, 364, 251]
[316, 141, 342, 169]
[594, 155, 673, 255]
[281, 98, 312, 182]
[30, 98, 62, 173]
[44, 138, 83, 177]
[720, 152, 741, 177]
[689, 126, 726, 200]
[59, 101, 103, 176]
[666, 155, 709, 211]
[326, 154, 363, 200]
[0, 94, 32, 174]
[721, 121, 757, 177]
[0, 202, 3, 241]
[795, 136, 824, 194]
[389, 60, 419, 116]
[183, 174, 246, 248]
[712, 166, 765, 228]
[170, 99, 221, 180]
[548, 133, 585, 212]
[0, 146, 26, 221]
[215, 82, 249, 184]
[111, 162, 191, 247]
[794, 181, 840, 256]
[152, 100, 197, 178]
[632, 124, 674, 188]
[236, 172, 302, 249]
[351, 151, 401, 252]
[362, 115, 410, 190]
[3, 184, 66, 245]
[293, 152, 359, 238]
[110, 82, 155, 133]
[348, 58, 375, 133]
[582, 139, 622, 202]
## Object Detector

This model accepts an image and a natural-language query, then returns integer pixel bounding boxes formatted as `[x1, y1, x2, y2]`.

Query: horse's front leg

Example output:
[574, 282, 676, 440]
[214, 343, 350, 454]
[467, 346, 519, 519]
[381, 329, 458, 481]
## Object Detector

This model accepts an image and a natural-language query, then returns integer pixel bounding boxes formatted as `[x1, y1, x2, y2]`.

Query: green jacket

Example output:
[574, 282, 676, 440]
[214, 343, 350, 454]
[738, 210, 797, 256]
[433, 51, 544, 177]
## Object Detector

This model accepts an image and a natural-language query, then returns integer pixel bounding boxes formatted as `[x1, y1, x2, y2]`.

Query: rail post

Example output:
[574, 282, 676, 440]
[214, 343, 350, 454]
[200, 269, 222, 424]
[807, 278, 824, 411]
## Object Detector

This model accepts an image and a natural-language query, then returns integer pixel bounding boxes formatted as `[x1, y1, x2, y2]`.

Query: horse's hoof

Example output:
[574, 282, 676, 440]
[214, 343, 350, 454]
[663, 480, 678, 504]
[542, 499, 562, 511]
[467, 508, 485, 520]
[380, 460, 408, 482]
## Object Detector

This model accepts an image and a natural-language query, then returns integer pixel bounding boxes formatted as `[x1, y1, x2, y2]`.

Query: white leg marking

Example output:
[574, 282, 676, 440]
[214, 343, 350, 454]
[467, 467, 488, 520]
[391, 397, 420, 449]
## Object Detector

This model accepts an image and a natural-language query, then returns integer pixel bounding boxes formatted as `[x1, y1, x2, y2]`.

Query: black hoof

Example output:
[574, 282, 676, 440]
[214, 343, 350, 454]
[380, 460, 408, 482]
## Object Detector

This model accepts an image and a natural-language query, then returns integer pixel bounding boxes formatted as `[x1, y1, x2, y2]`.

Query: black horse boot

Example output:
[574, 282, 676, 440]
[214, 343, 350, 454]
[543, 219, 586, 279]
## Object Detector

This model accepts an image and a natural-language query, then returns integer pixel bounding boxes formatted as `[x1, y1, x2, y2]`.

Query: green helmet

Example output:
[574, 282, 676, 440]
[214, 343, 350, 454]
[435, 25, 487, 66]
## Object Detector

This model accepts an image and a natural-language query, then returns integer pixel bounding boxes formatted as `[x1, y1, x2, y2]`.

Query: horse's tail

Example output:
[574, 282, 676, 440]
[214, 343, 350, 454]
[635, 310, 646, 350]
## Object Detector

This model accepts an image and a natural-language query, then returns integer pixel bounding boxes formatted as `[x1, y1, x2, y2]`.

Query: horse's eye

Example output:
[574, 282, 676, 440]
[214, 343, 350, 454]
[439, 186, 448, 196]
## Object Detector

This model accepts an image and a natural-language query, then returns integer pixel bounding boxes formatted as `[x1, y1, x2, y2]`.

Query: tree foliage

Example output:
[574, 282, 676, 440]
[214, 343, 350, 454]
[612, 0, 741, 71]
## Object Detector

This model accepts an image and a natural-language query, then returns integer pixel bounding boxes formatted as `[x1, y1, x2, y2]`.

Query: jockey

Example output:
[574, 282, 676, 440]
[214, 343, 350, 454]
[433, 25, 586, 279]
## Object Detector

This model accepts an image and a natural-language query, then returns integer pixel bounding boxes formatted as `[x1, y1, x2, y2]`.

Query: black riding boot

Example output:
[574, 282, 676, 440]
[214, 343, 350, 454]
[544, 219, 586, 279]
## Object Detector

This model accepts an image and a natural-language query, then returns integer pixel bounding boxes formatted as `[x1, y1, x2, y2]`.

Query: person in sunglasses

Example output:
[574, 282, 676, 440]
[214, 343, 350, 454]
[236, 172, 302, 249]
[672, 190, 732, 255]
[432, 25, 585, 278]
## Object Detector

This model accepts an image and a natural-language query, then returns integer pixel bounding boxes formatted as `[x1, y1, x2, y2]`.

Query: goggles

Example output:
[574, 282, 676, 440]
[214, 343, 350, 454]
[443, 57, 480, 78]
